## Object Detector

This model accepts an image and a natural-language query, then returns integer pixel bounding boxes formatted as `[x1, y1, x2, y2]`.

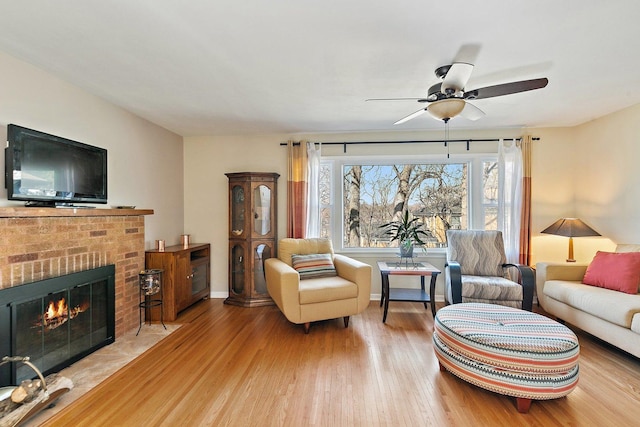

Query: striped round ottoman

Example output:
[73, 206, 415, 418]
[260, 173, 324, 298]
[433, 303, 579, 413]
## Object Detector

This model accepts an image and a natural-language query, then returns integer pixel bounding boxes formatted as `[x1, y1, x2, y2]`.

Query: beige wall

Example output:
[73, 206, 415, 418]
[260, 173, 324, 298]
[0, 51, 185, 248]
[185, 105, 640, 299]
[530, 104, 640, 264]
[573, 104, 640, 243]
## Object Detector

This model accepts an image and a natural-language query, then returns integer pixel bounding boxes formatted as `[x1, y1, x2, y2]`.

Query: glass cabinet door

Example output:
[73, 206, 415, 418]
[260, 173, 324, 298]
[253, 242, 272, 295]
[230, 244, 245, 294]
[191, 262, 208, 296]
[253, 184, 271, 236]
[231, 185, 245, 237]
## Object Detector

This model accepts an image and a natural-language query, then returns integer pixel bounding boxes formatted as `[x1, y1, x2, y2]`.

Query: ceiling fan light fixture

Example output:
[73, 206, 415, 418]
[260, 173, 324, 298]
[427, 98, 465, 120]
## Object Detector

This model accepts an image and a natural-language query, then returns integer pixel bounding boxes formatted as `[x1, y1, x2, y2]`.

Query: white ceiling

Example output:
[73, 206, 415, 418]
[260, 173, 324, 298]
[0, 1, 639, 137]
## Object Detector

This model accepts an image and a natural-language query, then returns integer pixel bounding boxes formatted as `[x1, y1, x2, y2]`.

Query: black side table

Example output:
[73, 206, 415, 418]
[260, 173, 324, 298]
[377, 260, 441, 323]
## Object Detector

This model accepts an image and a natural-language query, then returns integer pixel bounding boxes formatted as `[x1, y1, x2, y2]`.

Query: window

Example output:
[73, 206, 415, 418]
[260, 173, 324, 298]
[320, 155, 499, 250]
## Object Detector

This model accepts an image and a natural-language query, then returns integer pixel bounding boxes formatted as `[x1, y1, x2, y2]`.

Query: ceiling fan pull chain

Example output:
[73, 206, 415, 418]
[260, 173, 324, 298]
[443, 118, 451, 159]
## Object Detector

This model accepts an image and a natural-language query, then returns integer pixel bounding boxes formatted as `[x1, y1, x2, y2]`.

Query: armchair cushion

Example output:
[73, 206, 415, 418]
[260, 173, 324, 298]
[460, 275, 524, 303]
[292, 253, 337, 279]
[299, 276, 358, 304]
[446, 230, 506, 277]
[278, 238, 334, 266]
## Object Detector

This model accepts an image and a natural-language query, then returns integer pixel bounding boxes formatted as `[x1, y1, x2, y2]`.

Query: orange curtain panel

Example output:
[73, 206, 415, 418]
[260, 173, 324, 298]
[287, 140, 308, 238]
[519, 135, 532, 265]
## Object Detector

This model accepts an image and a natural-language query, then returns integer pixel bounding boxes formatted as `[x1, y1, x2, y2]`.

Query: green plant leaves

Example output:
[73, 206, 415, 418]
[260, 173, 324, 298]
[379, 210, 428, 246]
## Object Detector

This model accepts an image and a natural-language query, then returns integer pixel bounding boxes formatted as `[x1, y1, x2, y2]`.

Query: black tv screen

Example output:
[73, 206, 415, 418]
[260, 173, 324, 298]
[5, 124, 107, 207]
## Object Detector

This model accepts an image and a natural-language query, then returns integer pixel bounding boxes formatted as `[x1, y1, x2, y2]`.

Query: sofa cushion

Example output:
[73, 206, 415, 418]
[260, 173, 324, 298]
[291, 253, 337, 279]
[298, 276, 358, 304]
[631, 313, 640, 335]
[582, 251, 640, 294]
[631, 313, 640, 334]
[544, 280, 640, 328]
[616, 244, 640, 253]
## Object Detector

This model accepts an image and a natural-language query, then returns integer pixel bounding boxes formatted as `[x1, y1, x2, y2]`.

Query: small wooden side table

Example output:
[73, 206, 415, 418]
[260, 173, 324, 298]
[377, 260, 441, 323]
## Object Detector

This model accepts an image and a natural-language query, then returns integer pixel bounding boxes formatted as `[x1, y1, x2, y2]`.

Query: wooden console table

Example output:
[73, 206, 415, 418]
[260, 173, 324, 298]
[145, 243, 210, 321]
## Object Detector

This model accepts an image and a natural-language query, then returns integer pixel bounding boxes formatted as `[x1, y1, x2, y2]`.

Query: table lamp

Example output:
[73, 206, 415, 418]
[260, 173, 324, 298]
[541, 218, 601, 262]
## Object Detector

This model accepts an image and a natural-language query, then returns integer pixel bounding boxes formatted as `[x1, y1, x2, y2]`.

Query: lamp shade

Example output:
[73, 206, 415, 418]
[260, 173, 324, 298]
[427, 99, 465, 120]
[541, 218, 600, 262]
[541, 218, 601, 238]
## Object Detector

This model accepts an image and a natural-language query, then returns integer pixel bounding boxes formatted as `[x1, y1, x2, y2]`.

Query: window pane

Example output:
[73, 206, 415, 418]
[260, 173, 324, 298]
[320, 207, 331, 239]
[483, 161, 498, 204]
[483, 160, 498, 232]
[342, 163, 467, 249]
[319, 163, 332, 239]
[319, 163, 331, 206]
[484, 206, 498, 230]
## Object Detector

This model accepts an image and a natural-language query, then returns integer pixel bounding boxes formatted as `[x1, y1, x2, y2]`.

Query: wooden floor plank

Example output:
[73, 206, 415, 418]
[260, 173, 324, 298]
[38, 299, 640, 426]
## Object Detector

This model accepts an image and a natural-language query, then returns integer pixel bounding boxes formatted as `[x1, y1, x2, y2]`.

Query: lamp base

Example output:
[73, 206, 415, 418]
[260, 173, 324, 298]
[567, 238, 575, 263]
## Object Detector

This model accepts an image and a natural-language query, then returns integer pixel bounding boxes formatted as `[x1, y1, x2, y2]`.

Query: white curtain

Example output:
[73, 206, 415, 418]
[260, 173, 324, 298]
[498, 139, 523, 263]
[305, 142, 321, 238]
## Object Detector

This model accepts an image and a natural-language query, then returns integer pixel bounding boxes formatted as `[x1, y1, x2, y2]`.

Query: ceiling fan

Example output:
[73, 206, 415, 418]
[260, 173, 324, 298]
[367, 57, 549, 125]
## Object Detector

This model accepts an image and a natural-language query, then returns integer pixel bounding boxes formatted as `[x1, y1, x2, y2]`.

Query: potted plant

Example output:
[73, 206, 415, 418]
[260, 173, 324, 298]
[380, 210, 429, 257]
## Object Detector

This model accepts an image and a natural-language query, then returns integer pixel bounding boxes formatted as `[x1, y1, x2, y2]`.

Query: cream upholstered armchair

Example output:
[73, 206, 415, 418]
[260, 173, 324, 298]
[445, 230, 534, 311]
[265, 238, 371, 333]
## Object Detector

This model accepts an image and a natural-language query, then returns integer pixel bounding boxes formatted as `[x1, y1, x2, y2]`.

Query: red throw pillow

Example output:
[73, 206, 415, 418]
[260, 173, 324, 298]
[582, 251, 640, 294]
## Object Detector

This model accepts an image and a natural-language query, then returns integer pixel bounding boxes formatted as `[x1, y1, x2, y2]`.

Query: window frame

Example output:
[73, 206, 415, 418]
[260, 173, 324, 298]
[320, 152, 499, 254]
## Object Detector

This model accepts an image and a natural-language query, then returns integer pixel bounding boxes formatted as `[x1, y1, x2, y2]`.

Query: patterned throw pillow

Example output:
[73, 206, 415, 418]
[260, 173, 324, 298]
[291, 253, 337, 280]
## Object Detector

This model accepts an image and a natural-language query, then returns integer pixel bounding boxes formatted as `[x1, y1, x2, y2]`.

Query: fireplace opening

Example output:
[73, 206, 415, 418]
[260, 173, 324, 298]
[0, 265, 115, 386]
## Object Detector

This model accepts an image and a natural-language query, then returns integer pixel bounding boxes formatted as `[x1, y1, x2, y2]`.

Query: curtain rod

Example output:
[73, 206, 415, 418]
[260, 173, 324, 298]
[279, 137, 539, 153]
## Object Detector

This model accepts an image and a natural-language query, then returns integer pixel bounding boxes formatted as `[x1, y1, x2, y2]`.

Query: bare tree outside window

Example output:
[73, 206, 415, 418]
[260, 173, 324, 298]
[319, 163, 332, 239]
[341, 163, 467, 249]
[483, 161, 499, 230]
[345, 166, 362, 246]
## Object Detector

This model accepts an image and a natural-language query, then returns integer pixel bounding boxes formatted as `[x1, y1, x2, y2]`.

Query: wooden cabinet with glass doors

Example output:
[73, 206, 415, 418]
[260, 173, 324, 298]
[225, 172, 279, 307]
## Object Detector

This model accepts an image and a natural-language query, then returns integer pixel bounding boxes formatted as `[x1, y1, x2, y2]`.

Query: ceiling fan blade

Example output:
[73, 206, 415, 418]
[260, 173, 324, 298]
[366, 98, 427, 102]
[465, 78, 548, 100]
[452, 44, 481, 65]
[441, 62, 474, 95]
[459, 102, 485, 121]
[394, 108, 427, 125]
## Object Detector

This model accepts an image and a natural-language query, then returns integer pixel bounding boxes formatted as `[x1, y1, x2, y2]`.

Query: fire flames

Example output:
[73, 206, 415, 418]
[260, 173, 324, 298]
[37, 298, 90, 330]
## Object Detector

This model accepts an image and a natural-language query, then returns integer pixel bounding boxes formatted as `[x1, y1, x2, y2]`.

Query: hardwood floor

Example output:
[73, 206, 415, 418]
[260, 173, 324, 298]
[40, 299, 640, 426]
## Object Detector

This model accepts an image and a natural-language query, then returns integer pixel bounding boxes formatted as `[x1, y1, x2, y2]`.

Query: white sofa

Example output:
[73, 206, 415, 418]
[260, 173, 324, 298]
[536, 244, 640, 358]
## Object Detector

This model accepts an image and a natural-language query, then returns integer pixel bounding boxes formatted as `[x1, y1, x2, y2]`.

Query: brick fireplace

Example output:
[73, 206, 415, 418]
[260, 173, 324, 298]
[0, 207, 153, 338]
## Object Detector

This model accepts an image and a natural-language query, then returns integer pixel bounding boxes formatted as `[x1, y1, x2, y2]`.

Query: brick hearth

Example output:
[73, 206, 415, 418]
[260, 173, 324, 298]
[0, 207, 153, 337]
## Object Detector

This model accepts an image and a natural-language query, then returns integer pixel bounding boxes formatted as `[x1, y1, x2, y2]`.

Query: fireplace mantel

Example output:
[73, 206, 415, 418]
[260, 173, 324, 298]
[0, 207, 154, 218]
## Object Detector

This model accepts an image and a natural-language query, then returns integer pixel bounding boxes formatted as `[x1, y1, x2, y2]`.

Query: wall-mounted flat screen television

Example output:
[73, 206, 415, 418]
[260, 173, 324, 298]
[5, 124, 107, 207]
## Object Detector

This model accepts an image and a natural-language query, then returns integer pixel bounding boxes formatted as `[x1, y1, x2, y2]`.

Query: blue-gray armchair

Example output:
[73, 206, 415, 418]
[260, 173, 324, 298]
[445, 230, 534, 311]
